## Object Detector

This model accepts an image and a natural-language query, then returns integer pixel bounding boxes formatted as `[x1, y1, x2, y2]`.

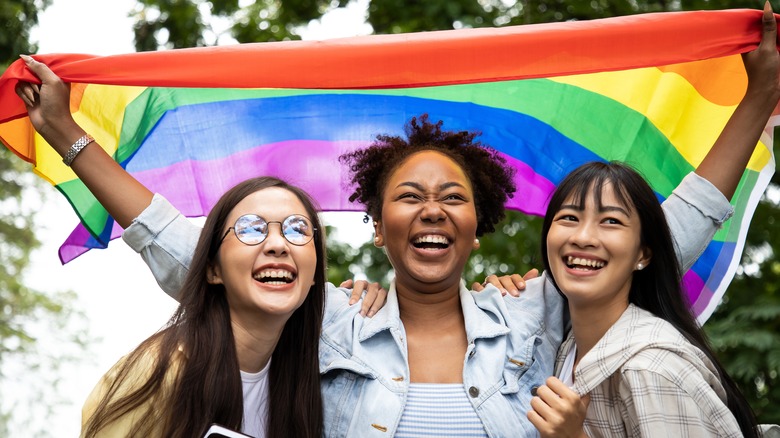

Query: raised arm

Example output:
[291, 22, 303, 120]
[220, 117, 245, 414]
[695, 2, 780, 200]
[16, 58, 387, 311]
[16, 57, 197, 297]
[663, 4, 780, 272]
[15, 56, 153, 228]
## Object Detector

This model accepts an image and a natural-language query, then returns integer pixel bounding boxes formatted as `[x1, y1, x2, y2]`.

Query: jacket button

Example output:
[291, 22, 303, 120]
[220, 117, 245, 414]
[468, 386, 480, 398]
[531, 386, 539, 396]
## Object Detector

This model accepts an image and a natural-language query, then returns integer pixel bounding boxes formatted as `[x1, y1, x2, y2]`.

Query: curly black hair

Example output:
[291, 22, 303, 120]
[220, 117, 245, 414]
[339, 114, 516, 236]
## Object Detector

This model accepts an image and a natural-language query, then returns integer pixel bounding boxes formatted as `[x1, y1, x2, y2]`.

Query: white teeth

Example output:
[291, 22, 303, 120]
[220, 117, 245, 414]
[253, 269, 295, 281]
[566, 256, 605, 269]
[413, 235, 450, 245]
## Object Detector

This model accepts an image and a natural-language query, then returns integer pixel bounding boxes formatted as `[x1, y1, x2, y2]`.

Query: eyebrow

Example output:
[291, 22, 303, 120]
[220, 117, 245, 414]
[559, 203, 631, 216]
[397, 181, 467, 191]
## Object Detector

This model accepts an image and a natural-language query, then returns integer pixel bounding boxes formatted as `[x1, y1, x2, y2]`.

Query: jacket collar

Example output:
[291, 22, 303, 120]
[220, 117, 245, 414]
[570, 304, 717, 395]
[357, 279, 510, 343]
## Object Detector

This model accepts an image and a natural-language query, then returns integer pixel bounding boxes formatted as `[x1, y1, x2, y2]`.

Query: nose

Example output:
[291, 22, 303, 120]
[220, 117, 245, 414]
[420, 200, 446, 223]
[569, 220, 598, 248]
[262, 222, 289, 255]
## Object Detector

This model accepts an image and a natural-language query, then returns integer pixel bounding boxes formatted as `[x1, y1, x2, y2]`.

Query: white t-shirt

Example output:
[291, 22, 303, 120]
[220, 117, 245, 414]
[240, 360, 270, 438]
[558, 341, 577, 387]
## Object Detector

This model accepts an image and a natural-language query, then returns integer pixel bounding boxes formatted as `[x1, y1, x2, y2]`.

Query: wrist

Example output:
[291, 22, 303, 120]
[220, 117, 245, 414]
[42, 122, 87, 155]
[743, 85, 780, 111]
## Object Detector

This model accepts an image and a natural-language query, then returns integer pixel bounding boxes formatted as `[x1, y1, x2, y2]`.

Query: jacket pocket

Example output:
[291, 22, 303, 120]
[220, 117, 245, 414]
[499, 335, 546, 394]
[322, 368, 372, 437]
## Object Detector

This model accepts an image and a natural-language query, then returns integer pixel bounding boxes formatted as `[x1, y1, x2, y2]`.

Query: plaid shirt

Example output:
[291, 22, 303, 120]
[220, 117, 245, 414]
[556, 304, 742, 438]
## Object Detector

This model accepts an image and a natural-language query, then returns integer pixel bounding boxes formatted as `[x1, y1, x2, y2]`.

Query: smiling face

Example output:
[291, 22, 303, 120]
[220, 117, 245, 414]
[546, 182, 651, 311]
[208, 187, 317, 323]
[374, 150, 479, 295]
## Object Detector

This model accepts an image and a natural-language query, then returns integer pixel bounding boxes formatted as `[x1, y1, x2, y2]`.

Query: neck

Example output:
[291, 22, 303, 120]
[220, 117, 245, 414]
[569, 300, 629, 363]
[230, 312, 287, 373]
[395, 279, 463, 327]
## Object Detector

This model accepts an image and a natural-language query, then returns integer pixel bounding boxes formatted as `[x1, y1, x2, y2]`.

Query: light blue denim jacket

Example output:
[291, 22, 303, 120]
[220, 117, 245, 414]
[121, 172, 732, 437]
[320, 278, 563, 437]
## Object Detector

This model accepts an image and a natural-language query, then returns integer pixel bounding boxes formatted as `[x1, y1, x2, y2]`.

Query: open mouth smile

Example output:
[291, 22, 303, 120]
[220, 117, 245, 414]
[412, 234, 451, 251]
[565, 255, 606, 271]
[252, 268, 297, 285]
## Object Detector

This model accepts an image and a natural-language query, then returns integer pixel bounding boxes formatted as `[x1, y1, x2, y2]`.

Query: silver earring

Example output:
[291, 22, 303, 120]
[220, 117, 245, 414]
[637, 263, 644, 270]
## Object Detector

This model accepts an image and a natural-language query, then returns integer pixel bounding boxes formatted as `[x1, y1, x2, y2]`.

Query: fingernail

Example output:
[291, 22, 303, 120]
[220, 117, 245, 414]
[19, 54, 33, 63]
[501, 288, 508, 295]
[367, 310, 375, 318]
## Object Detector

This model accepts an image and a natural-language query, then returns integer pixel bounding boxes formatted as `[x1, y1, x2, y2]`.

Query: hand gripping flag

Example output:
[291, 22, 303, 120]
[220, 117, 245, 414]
[0, 9, 777, 322]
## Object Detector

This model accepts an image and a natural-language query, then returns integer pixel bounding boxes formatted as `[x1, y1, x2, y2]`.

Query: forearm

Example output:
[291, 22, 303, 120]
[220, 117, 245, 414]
[696, 5, 780, 201]
[44, 121, 153, 229]
[695, 87, 778, 200]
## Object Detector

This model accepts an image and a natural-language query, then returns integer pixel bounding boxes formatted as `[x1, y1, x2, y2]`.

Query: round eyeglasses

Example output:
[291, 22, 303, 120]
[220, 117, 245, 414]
[219, 214, 317, 247]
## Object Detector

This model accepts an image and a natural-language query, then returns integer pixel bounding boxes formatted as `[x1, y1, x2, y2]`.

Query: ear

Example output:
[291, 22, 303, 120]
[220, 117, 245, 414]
[636, 247, 652, 271]
[373, 219, 385, 248]
[207, 262, 224, 285]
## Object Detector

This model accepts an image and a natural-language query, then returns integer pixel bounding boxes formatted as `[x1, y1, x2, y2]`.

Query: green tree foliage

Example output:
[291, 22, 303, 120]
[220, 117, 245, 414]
[132, 0, 349, 50]
[0, 0, 49, 61]
[137, 0, 775, 49]
[704, 171, 780, 423]
[135, 0, 779, 422]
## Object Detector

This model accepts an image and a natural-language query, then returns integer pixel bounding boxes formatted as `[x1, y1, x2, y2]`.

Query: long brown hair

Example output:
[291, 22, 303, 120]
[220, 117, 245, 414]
[84, 177, 326, 438]
[541, 162, 758, 437]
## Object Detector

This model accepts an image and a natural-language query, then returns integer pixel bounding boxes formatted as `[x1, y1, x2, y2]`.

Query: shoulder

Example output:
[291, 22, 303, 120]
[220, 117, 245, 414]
[497, 273, 565, 338]
[82, 339, 184, 435]
[476, 273, 564, 320]
[615, 325, 727, 406]
[322, 282, 361, 326]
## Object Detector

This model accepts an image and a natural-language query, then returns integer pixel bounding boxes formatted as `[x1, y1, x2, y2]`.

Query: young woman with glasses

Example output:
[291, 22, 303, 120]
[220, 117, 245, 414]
[15, 58, 386, 437]
[80, 175, 326, 437]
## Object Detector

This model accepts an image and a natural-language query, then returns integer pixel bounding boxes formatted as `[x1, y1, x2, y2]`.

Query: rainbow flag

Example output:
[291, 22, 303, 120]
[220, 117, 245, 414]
[0, 9, 776, 323]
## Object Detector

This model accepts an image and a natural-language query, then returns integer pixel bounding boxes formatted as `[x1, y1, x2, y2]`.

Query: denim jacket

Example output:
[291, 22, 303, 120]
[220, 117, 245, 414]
[121, 172, 732, 437]
[320, 278, 564, 437]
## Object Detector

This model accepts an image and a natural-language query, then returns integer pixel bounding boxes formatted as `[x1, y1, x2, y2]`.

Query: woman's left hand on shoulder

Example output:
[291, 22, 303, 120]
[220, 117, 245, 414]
[471, 269, 538, 297]
[340, 279, 387, 317]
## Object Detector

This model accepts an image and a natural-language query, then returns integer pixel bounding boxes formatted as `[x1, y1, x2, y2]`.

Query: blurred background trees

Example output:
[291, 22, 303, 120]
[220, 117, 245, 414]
[1, 1, 90, 434]
[4, 0, 777, 429]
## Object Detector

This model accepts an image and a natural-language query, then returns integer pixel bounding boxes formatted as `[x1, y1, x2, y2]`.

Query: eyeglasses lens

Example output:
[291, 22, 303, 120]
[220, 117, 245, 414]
[234, 214, 314, 246]
[282, 215, 314, 245]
